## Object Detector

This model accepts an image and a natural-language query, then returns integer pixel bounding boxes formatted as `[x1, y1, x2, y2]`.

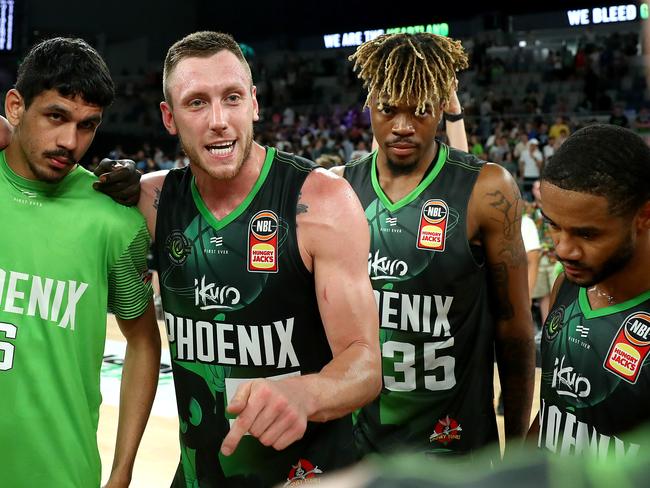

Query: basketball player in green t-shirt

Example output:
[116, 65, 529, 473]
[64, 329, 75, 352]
[531, 124, 650, 458]
[0, 37, 160, 487]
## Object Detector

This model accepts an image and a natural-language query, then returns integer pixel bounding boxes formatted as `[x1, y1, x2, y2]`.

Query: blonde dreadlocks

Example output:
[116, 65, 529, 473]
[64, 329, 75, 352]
[349, 33, 468, 116]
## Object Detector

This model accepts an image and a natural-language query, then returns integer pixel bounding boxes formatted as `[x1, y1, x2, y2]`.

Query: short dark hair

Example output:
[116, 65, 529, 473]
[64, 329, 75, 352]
[542, 124, 650, 216]
[15, 37, 114, 109]
[163, 31, 251, 104]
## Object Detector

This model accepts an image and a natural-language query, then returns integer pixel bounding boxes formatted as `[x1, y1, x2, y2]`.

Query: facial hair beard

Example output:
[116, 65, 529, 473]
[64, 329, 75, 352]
[566, 233, 635, 288]
[178, 127, 254, 180]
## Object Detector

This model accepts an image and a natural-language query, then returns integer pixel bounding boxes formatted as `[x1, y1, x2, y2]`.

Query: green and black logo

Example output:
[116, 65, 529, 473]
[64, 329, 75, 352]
[545, 306, 565, 341]
[165, 230, 192, 265]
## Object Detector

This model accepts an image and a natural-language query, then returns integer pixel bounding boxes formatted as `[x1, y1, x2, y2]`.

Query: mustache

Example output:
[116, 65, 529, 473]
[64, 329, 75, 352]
[559, 259, 586, 269]
[43, 149, 76, 164]
[386, 138, 417, 146]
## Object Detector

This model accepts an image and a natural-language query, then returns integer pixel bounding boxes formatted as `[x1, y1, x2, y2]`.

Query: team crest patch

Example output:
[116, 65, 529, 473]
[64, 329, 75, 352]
[604, 312, 650, 384]
[284, 458, 323, 486]
[429, 415, 462, 445]
[544, 306, 565, 341]
[248, 210, 279, 273]
[417, 199, 448, 252]
[165, 230, 192, 265]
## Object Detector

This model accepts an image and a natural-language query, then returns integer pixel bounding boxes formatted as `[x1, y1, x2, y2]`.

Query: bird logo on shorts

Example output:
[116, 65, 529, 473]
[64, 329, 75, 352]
[284, 458, 323, 486]
[429, 415, 462, 445]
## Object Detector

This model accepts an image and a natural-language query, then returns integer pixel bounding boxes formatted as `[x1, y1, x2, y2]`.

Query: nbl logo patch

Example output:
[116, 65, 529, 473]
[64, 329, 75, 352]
[417, 199, 448, 252]
[604, 312, 650, 384]
[248, 210, 279, 273]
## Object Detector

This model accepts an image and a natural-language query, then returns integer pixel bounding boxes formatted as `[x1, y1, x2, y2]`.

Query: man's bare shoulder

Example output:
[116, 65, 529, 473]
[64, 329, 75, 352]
[301, 167, 357, 206]
[141, 169, 169, 191]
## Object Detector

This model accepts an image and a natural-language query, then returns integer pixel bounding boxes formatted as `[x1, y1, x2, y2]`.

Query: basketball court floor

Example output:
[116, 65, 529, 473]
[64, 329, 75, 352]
[98, 314, 542, 487]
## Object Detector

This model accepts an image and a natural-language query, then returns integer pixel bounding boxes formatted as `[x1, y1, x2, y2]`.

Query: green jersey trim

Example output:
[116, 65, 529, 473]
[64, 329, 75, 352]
[108, 221, 153, 319]
[190, 147, 276, 231]
[0, 150, 83, 194]
[578, 286, 650, 319]
[370, 143, 448, 212]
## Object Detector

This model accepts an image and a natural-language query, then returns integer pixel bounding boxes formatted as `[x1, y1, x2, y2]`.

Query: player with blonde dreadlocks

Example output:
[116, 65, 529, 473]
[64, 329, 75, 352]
[332, 32, 535, 458]
[349, 33, 468, 118]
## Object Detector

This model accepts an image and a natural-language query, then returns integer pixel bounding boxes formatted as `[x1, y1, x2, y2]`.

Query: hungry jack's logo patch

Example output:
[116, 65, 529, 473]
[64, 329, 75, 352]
[604, 312, 650, 384]
[417, 199, 448, 252]
[248, 210, 279, 273]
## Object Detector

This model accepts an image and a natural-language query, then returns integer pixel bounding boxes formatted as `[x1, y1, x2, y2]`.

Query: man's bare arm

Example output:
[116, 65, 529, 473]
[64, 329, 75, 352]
[443, 78, 468, 152]
[221, 169, 381, 455]
[138, 171, 168, 239]
[471, 163, 535, 446]
[527, 272, 565, 443]
[104, 302, 161, 487]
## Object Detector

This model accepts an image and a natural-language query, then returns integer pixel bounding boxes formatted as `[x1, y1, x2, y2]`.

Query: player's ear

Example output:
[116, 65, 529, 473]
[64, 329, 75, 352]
[635, 200, 650, 231]
[4, 89, 25, 126]
[160, 101, 177, 135]
[251, 85, 259, 123]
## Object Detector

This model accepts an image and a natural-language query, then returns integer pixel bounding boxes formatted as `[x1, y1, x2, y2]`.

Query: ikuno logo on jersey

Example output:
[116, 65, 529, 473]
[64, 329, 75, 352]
[248, 210, 279, 273]
[417, 199, 449, 252]
[284, 459, 323, 486]
[165, 230, 192, 265]
[604, 311, 650, 384]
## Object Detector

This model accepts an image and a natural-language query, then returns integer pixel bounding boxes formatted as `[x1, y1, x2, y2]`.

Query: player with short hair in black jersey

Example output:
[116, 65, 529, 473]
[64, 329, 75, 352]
[531, 124, 650, 459]
[331, 33, 536, 457]
[107, 31, 381, 487]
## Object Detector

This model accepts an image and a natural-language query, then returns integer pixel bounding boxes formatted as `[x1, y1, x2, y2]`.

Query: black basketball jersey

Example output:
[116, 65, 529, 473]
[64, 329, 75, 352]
[539, 279, 650, 459]
[155, 147, 356, 487]
[343, 144, 498, 456]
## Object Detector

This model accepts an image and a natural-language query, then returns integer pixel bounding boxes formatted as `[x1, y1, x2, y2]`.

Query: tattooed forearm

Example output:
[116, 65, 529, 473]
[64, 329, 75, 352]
[153, 187, 161, 210]
[488, 261, 514, 320]
[297, 192, 308, 215]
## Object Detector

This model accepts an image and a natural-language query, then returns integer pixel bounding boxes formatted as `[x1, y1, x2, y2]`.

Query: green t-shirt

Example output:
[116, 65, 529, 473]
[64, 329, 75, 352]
[0, 151, 152, 487]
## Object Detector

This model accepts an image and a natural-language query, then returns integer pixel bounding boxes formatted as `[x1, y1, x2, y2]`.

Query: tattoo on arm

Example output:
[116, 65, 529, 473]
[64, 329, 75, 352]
[488, 261, 514, 320]
[153, 187, 161, 210]
[297, 192, 308, 215]
[486, 185, 525, 266]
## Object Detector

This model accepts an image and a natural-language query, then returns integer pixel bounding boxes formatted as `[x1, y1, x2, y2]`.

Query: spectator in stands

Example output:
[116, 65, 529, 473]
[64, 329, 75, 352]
[609, 105, 629, 128]
[513, 131, 529, 161]
[548, 116, 570, 140]
[543, 136, 556, 164]
[519, 138, 543, 197]
[349, 140, 370, 161]
[528, 180, 556, 327]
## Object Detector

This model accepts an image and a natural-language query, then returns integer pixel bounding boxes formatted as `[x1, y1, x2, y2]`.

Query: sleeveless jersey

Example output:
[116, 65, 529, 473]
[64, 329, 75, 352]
[155, 148, 356, 487]
[539, 279, 650, 459]
[343, 144, 498, 456]
[0, 151, 151, 487]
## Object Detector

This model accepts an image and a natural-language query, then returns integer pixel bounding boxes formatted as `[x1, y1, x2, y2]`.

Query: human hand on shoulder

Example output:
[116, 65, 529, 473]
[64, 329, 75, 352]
[93, 158, 141, 206]
[221, 377, 311, 456]
[0, 115, 12, 150]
